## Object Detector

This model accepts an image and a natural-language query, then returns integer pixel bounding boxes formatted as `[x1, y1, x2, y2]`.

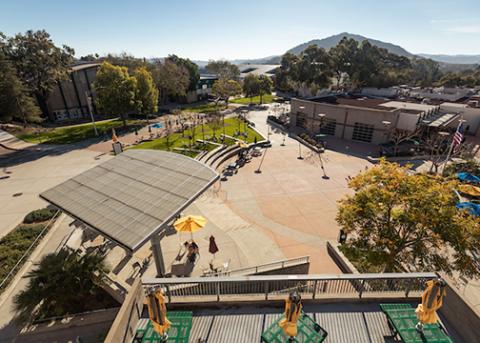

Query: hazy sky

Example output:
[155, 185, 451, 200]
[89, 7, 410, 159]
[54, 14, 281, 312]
[1, 0, 479, 60]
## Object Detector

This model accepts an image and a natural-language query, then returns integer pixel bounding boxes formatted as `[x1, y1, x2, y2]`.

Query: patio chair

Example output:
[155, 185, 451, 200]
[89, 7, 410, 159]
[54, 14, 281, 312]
[380, 303, 453, 343]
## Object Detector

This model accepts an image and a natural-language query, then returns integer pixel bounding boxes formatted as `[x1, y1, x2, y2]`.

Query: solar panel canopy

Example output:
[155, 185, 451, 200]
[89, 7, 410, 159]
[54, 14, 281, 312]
[40, 150, 219, 251]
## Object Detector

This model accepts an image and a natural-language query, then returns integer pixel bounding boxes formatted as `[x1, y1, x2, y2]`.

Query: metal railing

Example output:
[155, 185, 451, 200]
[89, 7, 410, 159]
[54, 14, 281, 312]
[0, 210, 61, 291]
[143, 272, 437, 304]
[203, 256, 310, 277]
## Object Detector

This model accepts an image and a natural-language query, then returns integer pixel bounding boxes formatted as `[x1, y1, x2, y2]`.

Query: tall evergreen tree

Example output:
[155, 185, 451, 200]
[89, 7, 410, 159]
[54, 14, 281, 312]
[5, 30, 74, 118]
[0, 51, 41, 125]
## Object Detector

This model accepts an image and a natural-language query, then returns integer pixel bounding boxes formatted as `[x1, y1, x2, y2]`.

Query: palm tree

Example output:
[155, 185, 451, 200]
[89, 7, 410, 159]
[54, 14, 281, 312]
[14, 249, 110, 322]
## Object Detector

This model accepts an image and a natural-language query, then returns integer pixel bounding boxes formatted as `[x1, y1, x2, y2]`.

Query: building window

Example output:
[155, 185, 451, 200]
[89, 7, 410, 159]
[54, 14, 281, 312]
[352, 122, 374, 142]
[320, 118, 336, 135]
[297, 113, 306, 129]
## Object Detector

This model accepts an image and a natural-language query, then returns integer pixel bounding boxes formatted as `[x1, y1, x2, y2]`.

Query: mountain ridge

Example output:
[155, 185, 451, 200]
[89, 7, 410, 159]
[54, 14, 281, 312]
[222, 33, 479, 68]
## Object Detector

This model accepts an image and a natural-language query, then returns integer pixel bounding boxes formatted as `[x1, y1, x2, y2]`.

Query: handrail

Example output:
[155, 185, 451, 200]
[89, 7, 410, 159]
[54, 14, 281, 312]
[142, 273, 437, 304]
[0, 210, 61, 290]
[144, 272, 437, 285]
[203, 256, 310, 277]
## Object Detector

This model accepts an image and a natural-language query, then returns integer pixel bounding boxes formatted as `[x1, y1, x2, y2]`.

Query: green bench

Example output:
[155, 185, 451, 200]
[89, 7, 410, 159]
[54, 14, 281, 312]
[261, 312, 328, 343]
[380, 304, 453, 343]
[133, 311, 193, 343]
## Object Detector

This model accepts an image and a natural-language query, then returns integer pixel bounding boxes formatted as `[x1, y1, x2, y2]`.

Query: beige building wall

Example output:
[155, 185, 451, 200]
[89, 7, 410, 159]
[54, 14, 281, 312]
[290, 98, 408, 144]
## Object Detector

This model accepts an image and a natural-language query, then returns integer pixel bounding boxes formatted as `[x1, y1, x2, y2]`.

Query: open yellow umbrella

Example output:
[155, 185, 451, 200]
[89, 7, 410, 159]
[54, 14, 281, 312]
[415, 279, 446, 331]
[174, 215, 206, 240]
[279, 291, 302, 338]
[147, 289, 171, 338]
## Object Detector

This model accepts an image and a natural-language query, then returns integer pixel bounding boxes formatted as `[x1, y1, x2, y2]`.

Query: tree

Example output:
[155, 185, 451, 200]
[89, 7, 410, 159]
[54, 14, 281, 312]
[104, 52, 146, 72]
[14, 250, 110, 321]
[206, 60, 240, 80]
[212, 79, 242, 108]
[258, 75, 273, 104]
[94, 62, 138, 128]
[329, 37, 357, 89]
[337, 160, 480, 277]
[153, 60, 189, 104]
[275, 52, 300, 92]
[166, 55, 200, 91]
[5, 30, 74, 118]
[0, 52, 41, 125]
[410, 57, 441, 87]
[134, 67, 158, 121]
[389, 128, 419, 157]
[242, 74, 260, 102]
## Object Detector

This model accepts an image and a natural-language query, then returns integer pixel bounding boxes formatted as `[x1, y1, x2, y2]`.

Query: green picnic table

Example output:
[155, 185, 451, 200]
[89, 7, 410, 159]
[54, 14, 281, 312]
[380, 304, 453, 343]
[261, 312, 328, 343]
[133, 311, 193, 343]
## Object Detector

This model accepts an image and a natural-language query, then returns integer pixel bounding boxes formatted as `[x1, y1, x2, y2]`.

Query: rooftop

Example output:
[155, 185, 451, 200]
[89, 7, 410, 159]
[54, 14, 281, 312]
[106, 273, 472, 343]
[134, 302, 460, 343]
[40, 150, 219, 251]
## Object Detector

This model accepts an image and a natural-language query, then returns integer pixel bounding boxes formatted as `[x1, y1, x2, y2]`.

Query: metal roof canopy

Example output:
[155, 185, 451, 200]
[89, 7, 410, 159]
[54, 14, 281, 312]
[40, 150, 219, 251]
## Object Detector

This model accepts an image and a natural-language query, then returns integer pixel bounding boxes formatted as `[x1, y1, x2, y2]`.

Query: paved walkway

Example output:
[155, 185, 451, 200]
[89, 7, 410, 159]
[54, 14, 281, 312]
[219, 106, 373, 273]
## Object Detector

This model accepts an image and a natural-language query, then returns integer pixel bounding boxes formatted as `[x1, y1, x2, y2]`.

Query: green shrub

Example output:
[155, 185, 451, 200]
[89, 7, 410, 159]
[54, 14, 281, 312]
[23, 208, 55, 224]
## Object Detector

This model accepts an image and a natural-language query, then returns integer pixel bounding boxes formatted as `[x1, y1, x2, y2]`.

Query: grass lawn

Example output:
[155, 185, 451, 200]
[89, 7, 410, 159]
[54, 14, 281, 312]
[181, 102, 229, 114]
[231, 94, 275, 105]
[17, 118, 143, 145]
[132, 117, 264, 157]
[0, 212, 57, 294]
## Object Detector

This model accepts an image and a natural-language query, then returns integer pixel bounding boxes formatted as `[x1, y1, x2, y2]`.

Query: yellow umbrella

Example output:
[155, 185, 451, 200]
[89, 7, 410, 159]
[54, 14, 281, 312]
[459, 184, 480, 197]
[237, 140, 249, 149]
[147, 289, 171, 338]
[112, 128, 119, 143]
[279, 291, 302, 338]
[415, 279, 446, 331]
[174, 215, 206, 240]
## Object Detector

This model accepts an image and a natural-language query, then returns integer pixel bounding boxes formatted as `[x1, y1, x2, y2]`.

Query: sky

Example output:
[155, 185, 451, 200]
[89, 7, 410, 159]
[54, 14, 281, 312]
[1, 0, 480, 60]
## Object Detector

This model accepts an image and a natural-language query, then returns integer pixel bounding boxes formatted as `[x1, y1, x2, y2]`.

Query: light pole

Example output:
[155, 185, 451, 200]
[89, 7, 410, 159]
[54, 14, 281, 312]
[297, 141, 303, 160]
[85, 91, 98, 137]
[255, 147, 268, 174]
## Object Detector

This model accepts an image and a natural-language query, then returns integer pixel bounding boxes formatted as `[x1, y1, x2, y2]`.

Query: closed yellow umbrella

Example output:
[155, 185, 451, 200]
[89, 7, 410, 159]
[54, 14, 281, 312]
[147, 289, 171, 338]
[279, 291, 302, 338]
[112, 128, 119, 143]
[415, 279, 446, 332]
[459, 184, 480, 197]
[174, 215, 206, 240]
[237, 140, 249, 149]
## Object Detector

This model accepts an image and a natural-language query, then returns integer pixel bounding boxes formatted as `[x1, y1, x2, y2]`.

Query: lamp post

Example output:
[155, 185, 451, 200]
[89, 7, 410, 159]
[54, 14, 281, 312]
[297, 141, 303, 160]
[85, 91, 98, 137]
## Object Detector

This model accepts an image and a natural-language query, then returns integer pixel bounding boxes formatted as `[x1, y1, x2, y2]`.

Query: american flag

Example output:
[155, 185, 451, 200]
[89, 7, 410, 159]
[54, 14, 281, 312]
[452, 122, 465, 154]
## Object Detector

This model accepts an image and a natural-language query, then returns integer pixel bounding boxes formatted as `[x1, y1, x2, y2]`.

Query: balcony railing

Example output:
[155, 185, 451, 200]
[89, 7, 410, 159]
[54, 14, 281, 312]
[202, 256, 310, 277]
[143, 272, 437, 304]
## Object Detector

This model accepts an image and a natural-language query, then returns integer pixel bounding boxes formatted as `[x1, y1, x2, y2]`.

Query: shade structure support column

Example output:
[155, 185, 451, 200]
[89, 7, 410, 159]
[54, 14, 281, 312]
[151, 233, 166, 277]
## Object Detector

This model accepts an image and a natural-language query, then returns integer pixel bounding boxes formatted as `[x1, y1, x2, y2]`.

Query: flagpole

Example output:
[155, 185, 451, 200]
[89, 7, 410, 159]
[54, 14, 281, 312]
[441, 118, 463, 176]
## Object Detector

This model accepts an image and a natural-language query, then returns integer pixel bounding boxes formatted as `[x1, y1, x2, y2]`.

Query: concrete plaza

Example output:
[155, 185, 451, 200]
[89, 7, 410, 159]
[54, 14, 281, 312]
[218, 106, 374, 273]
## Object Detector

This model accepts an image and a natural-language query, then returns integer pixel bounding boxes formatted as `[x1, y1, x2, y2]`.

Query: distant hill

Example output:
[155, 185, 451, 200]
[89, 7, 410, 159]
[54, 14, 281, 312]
[418, 54, 480, 65]
[192, 33, 479, 72]
[287, 32, 414, 57]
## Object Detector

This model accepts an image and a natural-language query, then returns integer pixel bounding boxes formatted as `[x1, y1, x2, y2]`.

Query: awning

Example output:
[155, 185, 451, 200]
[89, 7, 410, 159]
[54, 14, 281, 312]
[424, 113, 459, 128]
[40, 150, 219, 251]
